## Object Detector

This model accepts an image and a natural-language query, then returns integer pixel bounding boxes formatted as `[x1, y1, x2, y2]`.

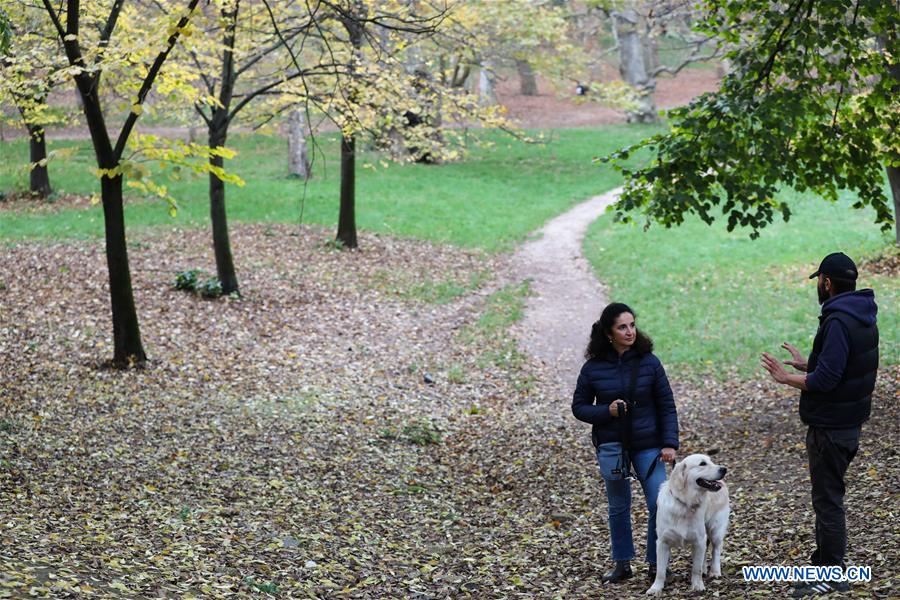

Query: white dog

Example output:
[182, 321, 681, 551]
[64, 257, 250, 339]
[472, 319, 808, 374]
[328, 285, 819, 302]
[647, 453, 730, 596]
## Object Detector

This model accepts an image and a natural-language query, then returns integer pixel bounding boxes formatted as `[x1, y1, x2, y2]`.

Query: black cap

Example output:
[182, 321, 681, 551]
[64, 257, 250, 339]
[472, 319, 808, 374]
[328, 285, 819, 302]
[809, 252, 858, 281]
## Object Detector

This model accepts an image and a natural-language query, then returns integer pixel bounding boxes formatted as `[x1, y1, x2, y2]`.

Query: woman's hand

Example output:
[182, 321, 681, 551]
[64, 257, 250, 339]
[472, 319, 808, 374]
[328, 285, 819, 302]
[661, 447, 676, 463]
[609, 400, 627, 417]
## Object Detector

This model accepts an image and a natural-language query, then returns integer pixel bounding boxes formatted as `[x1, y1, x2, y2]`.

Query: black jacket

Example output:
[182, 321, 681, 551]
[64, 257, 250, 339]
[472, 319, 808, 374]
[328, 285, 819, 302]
[572, 350, 679, 451]
[800, 289, 879, 428]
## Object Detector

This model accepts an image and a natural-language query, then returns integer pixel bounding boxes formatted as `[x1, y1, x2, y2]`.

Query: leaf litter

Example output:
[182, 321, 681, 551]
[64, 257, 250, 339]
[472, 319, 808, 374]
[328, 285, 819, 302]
[0, 223, 897, 598]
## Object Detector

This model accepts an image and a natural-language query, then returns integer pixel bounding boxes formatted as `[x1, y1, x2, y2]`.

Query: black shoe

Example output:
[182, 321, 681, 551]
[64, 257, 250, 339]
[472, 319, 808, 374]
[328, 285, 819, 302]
[791, 580, 850, 597]
[647, 565, 673, 583]
[601, 561, 633, 584]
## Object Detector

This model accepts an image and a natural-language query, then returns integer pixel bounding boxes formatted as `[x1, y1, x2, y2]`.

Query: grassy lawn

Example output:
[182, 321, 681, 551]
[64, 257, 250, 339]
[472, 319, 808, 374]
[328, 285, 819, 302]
[584, 190, 898, 379]
[3, 124, 895, 379]
[0, 125, 658, 251]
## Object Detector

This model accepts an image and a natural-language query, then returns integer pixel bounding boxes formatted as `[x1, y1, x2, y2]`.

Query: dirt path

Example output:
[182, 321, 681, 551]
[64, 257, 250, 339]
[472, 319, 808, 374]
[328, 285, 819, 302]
[511, 188, 621, 389]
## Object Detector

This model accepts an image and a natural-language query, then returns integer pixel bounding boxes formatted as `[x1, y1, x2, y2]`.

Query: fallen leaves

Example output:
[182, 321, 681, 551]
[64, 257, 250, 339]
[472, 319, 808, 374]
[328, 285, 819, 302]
[0, 223, 897, 598]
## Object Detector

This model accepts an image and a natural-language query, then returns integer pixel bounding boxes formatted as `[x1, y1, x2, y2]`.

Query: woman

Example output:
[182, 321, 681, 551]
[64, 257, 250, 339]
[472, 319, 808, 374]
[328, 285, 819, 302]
[572, 302, 679, 583]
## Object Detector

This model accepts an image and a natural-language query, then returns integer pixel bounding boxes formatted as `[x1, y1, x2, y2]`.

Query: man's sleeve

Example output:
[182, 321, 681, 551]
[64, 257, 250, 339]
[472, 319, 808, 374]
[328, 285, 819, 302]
[805, 320, 850, 392]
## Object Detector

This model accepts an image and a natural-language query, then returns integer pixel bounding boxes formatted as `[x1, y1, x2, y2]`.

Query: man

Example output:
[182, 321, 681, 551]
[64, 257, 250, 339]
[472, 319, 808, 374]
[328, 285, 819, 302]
[761, 252, 879, 597]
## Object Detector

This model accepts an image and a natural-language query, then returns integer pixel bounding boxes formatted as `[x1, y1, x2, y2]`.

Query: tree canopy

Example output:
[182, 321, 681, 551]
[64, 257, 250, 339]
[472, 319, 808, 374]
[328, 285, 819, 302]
[606, 0, 900, 241]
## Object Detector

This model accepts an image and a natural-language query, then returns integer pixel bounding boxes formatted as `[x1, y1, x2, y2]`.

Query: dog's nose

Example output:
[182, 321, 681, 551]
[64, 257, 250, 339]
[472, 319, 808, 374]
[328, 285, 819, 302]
[719, 467, 728, 476]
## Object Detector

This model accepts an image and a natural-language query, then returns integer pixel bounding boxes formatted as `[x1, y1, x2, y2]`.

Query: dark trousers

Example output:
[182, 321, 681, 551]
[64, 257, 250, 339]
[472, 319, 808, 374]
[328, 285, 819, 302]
[805, 425, 860, 567]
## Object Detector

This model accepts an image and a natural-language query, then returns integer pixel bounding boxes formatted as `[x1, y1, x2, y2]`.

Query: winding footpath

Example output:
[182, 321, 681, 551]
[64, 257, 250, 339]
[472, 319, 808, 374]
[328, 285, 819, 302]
[511, 188, 622, 390]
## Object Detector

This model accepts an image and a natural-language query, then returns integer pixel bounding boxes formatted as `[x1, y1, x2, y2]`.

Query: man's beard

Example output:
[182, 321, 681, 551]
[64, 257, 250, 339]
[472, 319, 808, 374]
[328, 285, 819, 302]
[817, 280, 829, 304]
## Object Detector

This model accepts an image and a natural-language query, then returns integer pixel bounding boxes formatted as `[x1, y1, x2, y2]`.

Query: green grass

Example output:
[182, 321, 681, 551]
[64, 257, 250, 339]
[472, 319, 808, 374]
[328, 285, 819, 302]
[459, 280, 533, 373]
[0, 126, 659, 251]
[366, 267, 491, 305]
[584, 189, 898, 379]
[4, 125, 894, 382]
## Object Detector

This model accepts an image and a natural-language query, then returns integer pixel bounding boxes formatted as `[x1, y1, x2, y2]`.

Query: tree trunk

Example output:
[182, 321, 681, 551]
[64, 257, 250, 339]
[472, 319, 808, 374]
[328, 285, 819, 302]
[478, 59, 497, 107]
[28, 124, 51, 197]
[614, 9, 659, 124]
[888, 165, 900, 245]
[205, 0, 240, 296]
[101, 173, 147, 366]
[336, 134, 357, 249]
[642, 33, 660, 77]
[287, 109, 311, 179]
[74, 73, 147, 367]
[516, 59, 538, 96]
[209, 121, 239, 295]
[716, 58, 732, 78]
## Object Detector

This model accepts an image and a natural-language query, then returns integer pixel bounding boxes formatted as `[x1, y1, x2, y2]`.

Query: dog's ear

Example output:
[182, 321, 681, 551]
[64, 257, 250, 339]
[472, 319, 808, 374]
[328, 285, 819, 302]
[670, 460, 687, 496]
[680, 459, 692, 491]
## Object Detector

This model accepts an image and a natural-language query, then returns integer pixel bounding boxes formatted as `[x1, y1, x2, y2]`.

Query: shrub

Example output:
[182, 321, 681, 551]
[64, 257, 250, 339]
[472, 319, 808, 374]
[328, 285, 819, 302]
[173, 269, 223, 299]
[174, 269, 201, 291]
[198, 277, 223, 298]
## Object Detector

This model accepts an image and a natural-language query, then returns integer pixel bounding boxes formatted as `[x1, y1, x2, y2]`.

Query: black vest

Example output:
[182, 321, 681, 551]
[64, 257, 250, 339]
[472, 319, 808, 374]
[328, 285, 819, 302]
[800, 311, 878, 428]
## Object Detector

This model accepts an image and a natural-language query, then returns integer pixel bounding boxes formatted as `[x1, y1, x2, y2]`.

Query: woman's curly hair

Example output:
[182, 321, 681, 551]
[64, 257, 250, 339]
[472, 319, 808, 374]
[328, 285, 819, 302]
[585, 302, 654, 360]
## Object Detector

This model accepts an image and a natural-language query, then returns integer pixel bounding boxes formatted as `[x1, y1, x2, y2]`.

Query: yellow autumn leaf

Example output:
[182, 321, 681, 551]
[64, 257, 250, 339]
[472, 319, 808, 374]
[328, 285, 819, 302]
[108, 581, 130, 593]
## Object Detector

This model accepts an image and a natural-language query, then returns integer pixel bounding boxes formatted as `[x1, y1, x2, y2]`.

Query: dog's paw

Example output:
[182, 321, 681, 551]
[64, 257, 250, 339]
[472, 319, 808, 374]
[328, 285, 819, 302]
[708, 567, 722, 578]
[645, 584, 663, 596]
[690, 578, 706, 592]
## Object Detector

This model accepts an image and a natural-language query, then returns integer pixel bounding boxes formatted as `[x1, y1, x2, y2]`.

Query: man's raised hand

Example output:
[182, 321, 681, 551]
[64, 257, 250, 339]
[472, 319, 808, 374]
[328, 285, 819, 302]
[781, 342, 807, 372]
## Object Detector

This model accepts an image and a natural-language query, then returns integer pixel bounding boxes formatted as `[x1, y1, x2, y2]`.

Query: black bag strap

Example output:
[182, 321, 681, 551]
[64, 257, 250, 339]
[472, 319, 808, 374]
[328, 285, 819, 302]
[617, 355, 642, 478]
[620, 355, 641, 450]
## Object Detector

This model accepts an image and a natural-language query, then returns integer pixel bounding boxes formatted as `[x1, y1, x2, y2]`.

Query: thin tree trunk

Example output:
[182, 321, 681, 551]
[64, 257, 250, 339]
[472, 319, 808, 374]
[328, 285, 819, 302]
[337, 13, 362, 249]
[209, 121, 239, 295]
[15, 95, 52, 197]
[888, 165, 900, 246]
[100, 172, 147, 366]
[516, 59, 538, 95]
[337, 134, 357, 248]
[287, 109, 311, 179]
[27, 124, 51, 197]
[206, 0, 240, 296]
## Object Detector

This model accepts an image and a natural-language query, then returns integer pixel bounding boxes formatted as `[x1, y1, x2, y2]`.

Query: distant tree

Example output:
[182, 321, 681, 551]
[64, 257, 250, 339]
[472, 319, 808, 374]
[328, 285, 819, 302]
[0, 4, 70, 197]
[433, 0, 587, 103]
[374, 0, 592, 166]
[598, 0, 723, 123]
[286, 108, 312, 180]
[169, 0, 333, 295]
[294, 0, 445, 249]
[607, 0, 900, 243]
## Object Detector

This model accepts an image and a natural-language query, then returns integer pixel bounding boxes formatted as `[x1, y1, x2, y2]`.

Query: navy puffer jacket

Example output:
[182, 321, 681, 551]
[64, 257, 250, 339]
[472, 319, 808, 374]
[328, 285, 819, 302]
[572, 349, 679, 451]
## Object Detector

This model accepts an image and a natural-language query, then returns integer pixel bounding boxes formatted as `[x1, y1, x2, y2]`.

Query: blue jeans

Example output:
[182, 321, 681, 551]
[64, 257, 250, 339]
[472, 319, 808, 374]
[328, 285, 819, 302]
[596, 443, 667, 564]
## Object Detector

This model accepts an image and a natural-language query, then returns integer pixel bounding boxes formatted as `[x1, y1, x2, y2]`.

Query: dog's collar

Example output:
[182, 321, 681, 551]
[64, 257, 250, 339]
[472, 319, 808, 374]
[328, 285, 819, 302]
[672, 493, 702, 513]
